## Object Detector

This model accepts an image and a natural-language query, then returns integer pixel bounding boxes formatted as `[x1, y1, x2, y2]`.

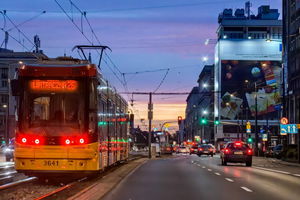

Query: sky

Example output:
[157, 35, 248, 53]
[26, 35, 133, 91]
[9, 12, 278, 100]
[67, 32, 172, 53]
[0, 0, 282, 131]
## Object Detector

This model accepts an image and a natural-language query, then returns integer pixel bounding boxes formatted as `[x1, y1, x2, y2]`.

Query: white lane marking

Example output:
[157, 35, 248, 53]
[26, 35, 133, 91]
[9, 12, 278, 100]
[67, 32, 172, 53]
[208, 169, 212, 171]
[293, 174, 300, 177]
[253, 166, 291, 175]
[225, 178, 234, 182]
[197, 164, 201, 167]
[241, 186, 253, 192]
[202, 166, 206, 169]
[215, 172, 221, 176]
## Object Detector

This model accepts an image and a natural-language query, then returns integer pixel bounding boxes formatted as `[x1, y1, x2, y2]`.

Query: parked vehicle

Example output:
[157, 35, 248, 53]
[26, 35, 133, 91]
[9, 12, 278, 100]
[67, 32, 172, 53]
[273, 144, 283, 159]
[220, 141, 253, 167]
[4, 138, 15, 162]
[264, 146, 274, 157]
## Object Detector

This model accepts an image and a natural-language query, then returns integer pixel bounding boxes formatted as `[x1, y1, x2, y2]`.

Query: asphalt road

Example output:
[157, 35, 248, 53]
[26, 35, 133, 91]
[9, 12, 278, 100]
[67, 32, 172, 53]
[102, 154, 300, 200]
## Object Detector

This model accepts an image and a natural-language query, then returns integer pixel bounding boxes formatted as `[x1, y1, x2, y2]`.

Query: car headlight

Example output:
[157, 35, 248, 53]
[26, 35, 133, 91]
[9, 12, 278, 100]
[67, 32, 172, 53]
[4, 148, 12, 152]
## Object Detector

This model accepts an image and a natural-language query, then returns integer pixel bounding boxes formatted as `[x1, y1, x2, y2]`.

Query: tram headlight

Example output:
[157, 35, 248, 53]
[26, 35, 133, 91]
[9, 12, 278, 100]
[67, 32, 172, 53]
[21, 137, 27, 143]
[35, 139, 40, 144]
[65, 139, 71, 145]
[79, 138, 85, 144]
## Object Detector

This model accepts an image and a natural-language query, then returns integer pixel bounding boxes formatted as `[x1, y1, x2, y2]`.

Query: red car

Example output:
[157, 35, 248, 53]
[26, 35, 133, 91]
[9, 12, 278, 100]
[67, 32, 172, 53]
[189, 145, 199, 155]
[220, 141, 253, 167]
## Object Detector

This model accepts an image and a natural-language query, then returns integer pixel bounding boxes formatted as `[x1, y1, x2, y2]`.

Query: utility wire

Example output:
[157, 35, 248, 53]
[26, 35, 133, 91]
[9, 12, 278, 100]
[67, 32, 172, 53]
[0, 29, 30, 51]
[153, 68, 170, 93]
[3, 11, 35, 48]
[6, 11, 46, 32]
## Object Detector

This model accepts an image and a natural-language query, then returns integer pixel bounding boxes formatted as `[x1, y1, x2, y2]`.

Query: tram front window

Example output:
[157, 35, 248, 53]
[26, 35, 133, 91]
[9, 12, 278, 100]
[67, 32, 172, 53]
[29, 94, 83, 128]
[21, 80, 85, 131]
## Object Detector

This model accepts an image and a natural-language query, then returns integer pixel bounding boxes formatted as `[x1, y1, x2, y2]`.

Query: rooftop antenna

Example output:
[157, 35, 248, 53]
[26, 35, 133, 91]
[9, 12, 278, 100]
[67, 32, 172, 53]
[4, 31, 8, 49]
[245, 1, 252, 19]
[33, 35, 40, 53]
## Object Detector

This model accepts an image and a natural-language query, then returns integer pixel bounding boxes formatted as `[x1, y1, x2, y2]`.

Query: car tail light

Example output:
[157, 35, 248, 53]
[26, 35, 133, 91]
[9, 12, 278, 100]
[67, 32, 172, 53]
[224, 148, 231, 154]
[247, 149, 253, 155]
[234, 142, 242, 147]
[199, 148, 203, 151]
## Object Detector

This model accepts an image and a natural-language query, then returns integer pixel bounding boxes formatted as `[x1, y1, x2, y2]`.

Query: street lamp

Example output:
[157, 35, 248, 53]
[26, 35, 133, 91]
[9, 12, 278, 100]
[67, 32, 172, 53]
[202, 56, 208, 62]
[203, 83, 208, 88]
[202, 110, 208, 115]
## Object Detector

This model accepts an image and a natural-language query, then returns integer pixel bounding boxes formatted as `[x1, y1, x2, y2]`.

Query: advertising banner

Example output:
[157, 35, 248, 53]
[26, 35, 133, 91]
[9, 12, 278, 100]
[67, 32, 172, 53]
[220, 60, 281, 120]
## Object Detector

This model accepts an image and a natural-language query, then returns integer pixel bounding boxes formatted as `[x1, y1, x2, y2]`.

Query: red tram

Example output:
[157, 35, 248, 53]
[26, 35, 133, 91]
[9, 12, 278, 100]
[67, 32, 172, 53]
[12, 58, 129, 176]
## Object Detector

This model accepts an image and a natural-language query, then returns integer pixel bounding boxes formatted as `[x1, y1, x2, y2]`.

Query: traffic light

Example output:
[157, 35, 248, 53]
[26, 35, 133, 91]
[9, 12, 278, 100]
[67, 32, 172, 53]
[200, 118, 208, 125]
[178, 116, 183, 125]
[247, 137, 253, 144]
[214, 120, 220, 125]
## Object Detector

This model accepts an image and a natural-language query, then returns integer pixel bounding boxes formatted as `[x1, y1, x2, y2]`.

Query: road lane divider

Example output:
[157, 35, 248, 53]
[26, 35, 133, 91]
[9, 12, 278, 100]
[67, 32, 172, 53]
[202, 166, 206, 169]
[293, 174, 300, 177]
[225, 178, 234, 182]
[215, 172, 221, 176]
[208, 169, 212, 171]
[241, 186, 253, 192]
[253, 166, 291, 175]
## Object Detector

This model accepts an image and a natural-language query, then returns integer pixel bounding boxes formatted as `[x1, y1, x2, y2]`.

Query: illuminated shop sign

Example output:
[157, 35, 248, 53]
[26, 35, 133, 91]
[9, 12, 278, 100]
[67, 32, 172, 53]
[29, 80, 78, 92]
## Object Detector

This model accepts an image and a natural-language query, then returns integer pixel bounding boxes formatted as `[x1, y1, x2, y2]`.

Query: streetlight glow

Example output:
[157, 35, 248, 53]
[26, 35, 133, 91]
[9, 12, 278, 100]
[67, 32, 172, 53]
[202, 110, 208, 115]
[203, 83, 208, 88]
[202, 56, 208, 62]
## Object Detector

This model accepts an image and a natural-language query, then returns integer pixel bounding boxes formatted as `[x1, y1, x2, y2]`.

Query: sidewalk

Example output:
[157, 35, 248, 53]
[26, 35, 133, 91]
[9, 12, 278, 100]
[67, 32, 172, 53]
[253, 156, 300, 175]
[253, 156, 300, 167]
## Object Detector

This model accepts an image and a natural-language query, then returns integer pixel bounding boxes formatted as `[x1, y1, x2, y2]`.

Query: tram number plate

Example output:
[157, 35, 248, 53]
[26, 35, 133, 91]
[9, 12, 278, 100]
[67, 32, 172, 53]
[44, 160, 59, 166]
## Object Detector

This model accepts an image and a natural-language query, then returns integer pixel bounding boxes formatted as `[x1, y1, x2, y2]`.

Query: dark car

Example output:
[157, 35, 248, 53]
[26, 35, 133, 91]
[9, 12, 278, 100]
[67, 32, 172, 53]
[189, 145, 199, 155]
[273, 144, 283, 159]
[220, 141, 252, 167]
[4, 138, 15, 162]
[198, 144, 214, 157]
[265, 146, 274, 157]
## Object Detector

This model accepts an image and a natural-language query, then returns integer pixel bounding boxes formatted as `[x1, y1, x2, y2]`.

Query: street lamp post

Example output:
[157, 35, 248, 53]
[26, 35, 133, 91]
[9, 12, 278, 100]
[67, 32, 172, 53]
[255, 83, 259, 156]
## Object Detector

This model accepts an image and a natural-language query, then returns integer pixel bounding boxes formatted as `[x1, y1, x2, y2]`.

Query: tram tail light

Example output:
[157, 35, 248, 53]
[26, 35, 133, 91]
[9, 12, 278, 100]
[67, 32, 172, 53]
[34, 139, 40, 144]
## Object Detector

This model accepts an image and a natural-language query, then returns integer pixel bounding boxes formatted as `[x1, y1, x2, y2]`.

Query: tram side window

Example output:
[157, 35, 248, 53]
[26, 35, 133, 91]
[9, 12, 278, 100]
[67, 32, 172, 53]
[89, 82, 97, 133]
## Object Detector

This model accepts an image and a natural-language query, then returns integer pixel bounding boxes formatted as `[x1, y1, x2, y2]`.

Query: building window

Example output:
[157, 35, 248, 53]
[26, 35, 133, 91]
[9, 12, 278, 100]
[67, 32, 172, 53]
[0, 68, 8, 79]
[1, 80, 7, 88]
[0, 95, 8, 104]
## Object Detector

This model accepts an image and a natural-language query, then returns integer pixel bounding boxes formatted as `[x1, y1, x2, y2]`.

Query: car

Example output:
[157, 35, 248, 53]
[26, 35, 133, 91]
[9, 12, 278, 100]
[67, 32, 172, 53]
[189, 145, 199, 155]
[161, 144, 173, 155]
[198, 144, 214, 157]
[4, 138, 15, 162]
[176, 146, 189, 154]
[273, 144, 283, 159]
[265, 146, 274, 157]
[220, 141, 252, 167]
[208, 144, 216, 154]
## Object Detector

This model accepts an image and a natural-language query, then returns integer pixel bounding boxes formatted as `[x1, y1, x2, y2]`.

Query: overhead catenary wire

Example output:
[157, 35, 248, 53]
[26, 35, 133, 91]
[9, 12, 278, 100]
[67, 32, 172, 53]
[153, 68, 170, 93]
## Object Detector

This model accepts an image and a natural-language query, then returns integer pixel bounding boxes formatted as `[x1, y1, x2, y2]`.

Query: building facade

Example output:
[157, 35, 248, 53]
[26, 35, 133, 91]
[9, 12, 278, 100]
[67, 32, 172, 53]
[0, 48, 47, 144]
[185, 65, 214, 144]
[214, 4, 282, 150]
[284, 0, 300, 143]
